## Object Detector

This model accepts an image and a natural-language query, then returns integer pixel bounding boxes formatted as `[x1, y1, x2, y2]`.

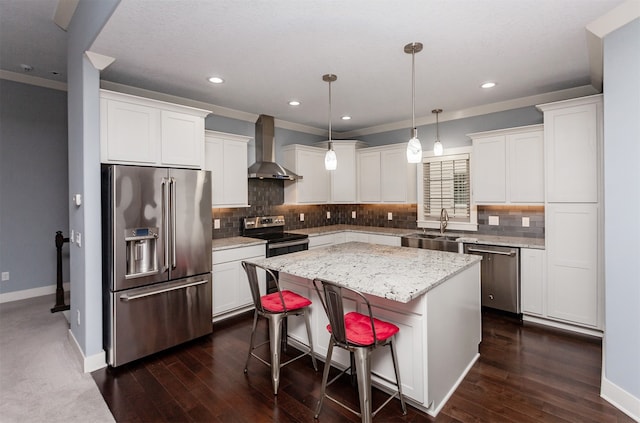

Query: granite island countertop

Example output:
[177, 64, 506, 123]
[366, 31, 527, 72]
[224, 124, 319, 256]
[245, 241, 481, 303]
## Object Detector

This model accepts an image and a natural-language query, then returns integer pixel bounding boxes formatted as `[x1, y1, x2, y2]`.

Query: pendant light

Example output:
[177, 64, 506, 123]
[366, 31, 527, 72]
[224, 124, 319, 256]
[432, 108, 444, 156]
[323, 74, 338, 170]
[404, 42, 423, 163]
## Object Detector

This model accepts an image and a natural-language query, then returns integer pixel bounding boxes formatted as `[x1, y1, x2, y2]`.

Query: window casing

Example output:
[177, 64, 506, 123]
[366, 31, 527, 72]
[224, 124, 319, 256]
[417, 147, 477, 231]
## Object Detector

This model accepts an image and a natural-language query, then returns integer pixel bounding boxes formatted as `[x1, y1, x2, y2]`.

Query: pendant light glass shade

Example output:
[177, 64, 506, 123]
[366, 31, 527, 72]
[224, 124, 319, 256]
[323, 74, 338, 170]
[325, 146, 337, 170]
[405, 42, 423, 163]
[432, 108, 443, 156]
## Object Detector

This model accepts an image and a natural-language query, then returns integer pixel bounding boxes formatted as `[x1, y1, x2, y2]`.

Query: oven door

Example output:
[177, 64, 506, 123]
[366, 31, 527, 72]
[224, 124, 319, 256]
[267, 239, 309, 257]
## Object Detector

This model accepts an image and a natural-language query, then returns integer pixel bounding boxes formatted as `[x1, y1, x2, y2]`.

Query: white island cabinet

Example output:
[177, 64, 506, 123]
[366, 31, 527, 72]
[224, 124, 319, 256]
[246, 242, 481, 417]
[100, 89, 210, 168]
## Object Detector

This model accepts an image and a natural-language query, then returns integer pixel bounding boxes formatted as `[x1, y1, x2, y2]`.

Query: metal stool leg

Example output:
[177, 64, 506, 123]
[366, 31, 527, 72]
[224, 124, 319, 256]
[315, 339, 334, 419]
[354, 347, 373, 423]
[389, 338, 407, 415]
[268, 313, 285, 395]
[244, 311, 259, 373]
[303, 309, 318, 371]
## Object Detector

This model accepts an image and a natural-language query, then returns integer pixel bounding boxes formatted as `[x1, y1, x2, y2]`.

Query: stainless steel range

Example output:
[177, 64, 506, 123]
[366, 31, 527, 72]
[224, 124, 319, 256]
[242, 215, 308, 292]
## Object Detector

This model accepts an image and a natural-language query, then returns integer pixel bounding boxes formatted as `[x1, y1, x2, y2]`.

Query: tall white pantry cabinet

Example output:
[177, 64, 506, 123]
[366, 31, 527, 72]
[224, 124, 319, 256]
[535, 95, 604, 331]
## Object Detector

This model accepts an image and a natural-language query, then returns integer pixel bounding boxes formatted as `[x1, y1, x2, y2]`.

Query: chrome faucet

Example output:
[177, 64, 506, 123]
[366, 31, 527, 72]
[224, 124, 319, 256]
[440, 208, 449, 234]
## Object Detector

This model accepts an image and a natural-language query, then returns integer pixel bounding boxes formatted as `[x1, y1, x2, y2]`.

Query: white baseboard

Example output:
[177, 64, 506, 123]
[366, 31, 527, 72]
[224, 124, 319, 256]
[0, 282, 70, 304]
[601, 376, 640, 422]
[67, 329, 108, 373]
[523, 314, 603, 338]
[428, 353, 481, 417]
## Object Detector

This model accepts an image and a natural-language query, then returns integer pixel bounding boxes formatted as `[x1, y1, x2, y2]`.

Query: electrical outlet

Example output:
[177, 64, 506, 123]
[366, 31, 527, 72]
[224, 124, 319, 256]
[326, 211, 331, 219]
[214, 219, 220, 229]
[488, 216, 499, 226]
[75, 232, 82, 247]
[299, 213, 304, 222]
[70, 229, 75, 244]
[351, 211, 356, 219]
[387, 212, 393, 221]
[522, 217, 530, 227]
[76, 310, 81, 326]
[1, 272, 9, 282]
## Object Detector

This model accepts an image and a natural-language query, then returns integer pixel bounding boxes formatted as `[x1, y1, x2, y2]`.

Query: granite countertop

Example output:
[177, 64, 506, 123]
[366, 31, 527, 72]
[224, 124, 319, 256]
[212, 225, 544, 251]
[290, 224, 417, 237]
[212, 236, 265, 251]
[245, 241, 481, 303]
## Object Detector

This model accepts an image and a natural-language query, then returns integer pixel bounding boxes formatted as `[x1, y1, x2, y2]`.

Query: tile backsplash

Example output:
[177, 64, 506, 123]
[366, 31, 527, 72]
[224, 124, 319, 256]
[476, 205, 545, 239]
[212, 180, 544, 239]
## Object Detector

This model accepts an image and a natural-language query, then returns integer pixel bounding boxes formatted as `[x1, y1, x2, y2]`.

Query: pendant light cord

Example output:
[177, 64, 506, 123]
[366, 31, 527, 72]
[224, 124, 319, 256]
[328, 77, 332, 147]
[411, 47, 416, 131]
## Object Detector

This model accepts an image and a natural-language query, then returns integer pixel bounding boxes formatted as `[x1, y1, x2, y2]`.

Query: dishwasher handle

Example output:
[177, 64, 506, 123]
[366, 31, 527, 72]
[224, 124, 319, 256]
[465, 247, 516, 257]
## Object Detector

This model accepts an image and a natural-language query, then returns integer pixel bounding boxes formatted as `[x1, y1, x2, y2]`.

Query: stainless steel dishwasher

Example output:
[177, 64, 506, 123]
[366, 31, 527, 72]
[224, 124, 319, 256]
[463, 244, 520, 314]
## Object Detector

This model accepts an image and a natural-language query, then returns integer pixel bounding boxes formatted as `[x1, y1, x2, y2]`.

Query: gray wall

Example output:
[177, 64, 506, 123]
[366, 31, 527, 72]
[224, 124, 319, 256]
[66, 0, 120, 364]
[603, 18, 640, 401]
[205, 114, 326, 166]
[357, 106, 543, 148]
[0, 80, 69, 294]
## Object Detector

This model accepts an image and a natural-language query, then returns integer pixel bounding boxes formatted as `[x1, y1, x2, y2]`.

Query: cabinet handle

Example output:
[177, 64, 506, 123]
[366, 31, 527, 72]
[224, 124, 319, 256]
[120, 279, 208, 302]
[466, 248, 516, 256]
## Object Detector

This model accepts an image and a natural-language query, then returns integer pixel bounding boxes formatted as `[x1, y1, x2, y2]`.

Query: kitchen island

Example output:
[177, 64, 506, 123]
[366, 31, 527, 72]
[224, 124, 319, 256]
[246, 242, 482, 416]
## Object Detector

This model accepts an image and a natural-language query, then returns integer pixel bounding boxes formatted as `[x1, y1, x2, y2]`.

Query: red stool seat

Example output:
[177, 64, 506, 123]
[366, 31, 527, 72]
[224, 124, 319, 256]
[261, 290, 312, 312]
[327, 311, 399, 346]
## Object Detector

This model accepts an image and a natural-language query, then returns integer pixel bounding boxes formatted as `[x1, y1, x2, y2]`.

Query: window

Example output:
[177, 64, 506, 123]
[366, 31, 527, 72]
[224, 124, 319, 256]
[417, 148, 477, 231]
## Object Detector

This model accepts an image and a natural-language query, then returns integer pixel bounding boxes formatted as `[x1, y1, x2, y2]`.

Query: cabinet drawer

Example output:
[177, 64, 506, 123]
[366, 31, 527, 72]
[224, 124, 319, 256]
[213, 244, 265, 264]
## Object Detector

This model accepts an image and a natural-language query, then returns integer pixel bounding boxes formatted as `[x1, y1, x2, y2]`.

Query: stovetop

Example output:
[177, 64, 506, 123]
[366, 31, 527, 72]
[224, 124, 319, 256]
[242, 215, 308, 244]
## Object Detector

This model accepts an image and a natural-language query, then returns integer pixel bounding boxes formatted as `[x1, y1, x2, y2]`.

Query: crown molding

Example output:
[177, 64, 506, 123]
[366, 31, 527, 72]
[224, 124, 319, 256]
[0, 70, 67, 91]
[99, 80, 327, 136]
[340, 84, 599, 138]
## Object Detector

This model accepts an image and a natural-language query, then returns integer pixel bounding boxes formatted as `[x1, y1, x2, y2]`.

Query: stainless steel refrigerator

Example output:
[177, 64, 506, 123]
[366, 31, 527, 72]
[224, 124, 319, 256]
[101, 164, 212, 367]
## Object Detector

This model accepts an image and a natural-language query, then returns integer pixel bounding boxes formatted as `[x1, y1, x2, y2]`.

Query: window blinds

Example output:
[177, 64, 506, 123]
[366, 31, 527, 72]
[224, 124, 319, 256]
[423, 155, 470, 220]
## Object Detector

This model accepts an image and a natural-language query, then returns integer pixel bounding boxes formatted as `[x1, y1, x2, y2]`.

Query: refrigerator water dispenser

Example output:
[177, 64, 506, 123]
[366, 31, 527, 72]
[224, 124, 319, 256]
[125, 227, 158, 277]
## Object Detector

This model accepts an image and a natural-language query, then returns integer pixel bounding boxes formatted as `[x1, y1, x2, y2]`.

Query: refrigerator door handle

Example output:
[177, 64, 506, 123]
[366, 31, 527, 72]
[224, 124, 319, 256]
[119, 279, 208, 302]
[162, 177, 170, 272]
[170, 177, 177, 269]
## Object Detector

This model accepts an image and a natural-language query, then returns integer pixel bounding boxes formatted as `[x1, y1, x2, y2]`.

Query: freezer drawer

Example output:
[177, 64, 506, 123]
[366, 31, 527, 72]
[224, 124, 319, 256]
[106, 274, 212, 367]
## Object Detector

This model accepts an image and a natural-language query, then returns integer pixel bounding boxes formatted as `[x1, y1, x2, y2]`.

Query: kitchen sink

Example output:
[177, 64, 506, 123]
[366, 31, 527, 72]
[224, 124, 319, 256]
[401, 233, 461, 253]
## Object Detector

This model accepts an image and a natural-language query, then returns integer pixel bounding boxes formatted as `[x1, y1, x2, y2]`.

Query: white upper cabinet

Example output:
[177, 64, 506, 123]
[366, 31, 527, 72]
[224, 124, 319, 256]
[100, 90, 210, 168]
[204, 130, 251, 208]
[282, 144, 330, 204]
[323, 141, 365, 203]
[538, 97, 601, 203]
[357, 144, 417, 204]
[469, 125, 543, 205]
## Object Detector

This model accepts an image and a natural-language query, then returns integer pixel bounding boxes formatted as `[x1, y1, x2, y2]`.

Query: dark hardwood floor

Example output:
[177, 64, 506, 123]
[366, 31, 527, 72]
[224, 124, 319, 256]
[92, 311, 634, 422]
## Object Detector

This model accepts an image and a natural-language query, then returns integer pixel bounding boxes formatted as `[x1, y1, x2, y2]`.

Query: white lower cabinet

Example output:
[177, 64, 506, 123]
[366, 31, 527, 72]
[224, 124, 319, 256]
[521, 248, 545, 316]
[308, 234, 337, 249]
[346, 232, 400, 246]
[545, 203, 600, 328]
[279, 273, 425, 403]
[212, 245, 265, 321]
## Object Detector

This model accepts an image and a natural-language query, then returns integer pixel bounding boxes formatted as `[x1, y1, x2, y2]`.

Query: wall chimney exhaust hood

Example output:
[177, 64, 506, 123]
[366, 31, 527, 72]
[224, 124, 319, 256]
[248, 114, 302, 180]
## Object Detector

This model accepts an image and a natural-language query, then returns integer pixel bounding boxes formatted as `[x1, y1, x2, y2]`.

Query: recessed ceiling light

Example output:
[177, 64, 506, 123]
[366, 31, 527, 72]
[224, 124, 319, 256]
[341, 116, 351, 120]
[288, 100, 300, 106]
[481, 81, 496, 89]
[208, 76, 224, 84]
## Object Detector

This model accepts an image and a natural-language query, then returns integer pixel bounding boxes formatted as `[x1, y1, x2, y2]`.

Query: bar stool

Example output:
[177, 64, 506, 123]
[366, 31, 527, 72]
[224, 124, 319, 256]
[312, 278, 407, 423]
[241, 261, 317, 395]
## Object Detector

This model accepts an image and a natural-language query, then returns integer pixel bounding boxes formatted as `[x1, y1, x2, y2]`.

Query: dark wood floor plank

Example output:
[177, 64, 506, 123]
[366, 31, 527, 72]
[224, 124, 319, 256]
[92, 310, 635, 423]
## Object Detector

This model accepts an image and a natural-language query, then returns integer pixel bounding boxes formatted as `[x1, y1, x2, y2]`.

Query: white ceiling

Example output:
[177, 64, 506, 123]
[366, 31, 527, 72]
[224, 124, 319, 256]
[0, 0, 625, 135]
